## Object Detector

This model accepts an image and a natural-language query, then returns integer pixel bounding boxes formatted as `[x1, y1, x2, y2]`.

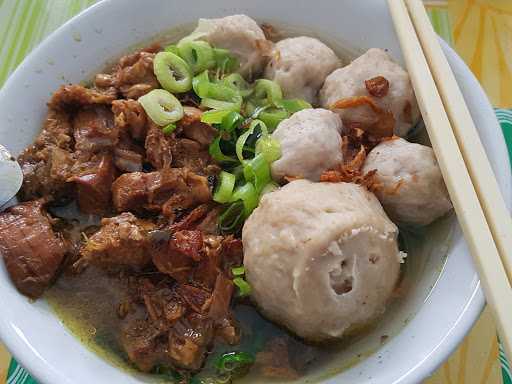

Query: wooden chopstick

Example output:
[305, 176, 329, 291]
[404, 0, 512, 286]
[387, 0, 512, 360]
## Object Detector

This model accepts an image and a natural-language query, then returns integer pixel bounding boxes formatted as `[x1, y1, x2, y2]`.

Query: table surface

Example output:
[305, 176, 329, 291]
[1, 0, 512, 383]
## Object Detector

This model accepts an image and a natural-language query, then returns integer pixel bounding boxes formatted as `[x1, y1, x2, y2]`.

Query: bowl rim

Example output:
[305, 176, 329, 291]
[0, 1, 510, 384]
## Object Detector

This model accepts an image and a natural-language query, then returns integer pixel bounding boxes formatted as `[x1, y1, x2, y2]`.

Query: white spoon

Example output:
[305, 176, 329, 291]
[0, 144, 23, 209]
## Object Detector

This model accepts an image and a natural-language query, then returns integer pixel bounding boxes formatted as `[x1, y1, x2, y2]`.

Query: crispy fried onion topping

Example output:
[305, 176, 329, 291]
[330, 96, 395, 138]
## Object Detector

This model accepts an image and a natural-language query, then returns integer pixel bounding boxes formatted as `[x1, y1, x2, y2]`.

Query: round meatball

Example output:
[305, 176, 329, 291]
[362, 138, 452, 225]
[271, 108, 343, 182]
[264, 36, 340, 104]
[183, 14, 268, 78]
[243, 180, 402, 341]
[319, 48, 420, 137]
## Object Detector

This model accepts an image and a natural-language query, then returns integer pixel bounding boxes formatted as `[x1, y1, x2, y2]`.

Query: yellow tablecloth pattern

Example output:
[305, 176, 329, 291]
[1, 1, 512, 383]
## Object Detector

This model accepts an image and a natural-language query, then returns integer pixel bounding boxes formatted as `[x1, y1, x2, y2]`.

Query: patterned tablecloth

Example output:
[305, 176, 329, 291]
[1, 1, 512, 383]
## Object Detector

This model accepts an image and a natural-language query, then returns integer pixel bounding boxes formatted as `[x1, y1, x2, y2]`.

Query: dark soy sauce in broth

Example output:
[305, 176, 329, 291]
[45, 22, 452, 384]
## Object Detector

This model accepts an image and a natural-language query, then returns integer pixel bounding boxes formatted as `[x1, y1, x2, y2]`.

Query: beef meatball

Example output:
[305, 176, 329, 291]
[243, 180, 403, 341]
[362, 138, 452, 225]
[264, 36, 340, 104]
[182, 14, 269, 78]
[271, 108, 343, 182]
[319, 48, 420, 137]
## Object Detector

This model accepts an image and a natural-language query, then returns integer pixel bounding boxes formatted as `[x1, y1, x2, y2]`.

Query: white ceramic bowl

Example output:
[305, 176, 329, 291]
[0, 1, 510, 383]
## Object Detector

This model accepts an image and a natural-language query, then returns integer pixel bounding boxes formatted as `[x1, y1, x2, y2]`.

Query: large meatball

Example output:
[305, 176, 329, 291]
[319, 48, 420, 137]
[271, 108, 343, 182]
[182, 14, 268, 78]
[243, 180, 402, 341]
[362, 138, 452, 225]
[264, 36, 340, 104]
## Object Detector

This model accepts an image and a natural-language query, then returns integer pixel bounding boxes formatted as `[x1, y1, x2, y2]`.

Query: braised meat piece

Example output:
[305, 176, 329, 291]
[171, 138, 212, 174]
[102, 47, 160, 100]
[79, 212, 156, 269]
[145, 122, 173, 169]
[152, 230, 204, 283]
[114, 147, 143, 173]
[180, 107, 218, 147]
[0, 200, 67, 298]
[68, 153, 116, 214]
[17, 110, 75, 202]
[73, 105, 118, 157]
[48, 84, 116, 111]
[112, 99, 148, 141]
[120, 318, 168, 372]
[111, 168, 211, 216]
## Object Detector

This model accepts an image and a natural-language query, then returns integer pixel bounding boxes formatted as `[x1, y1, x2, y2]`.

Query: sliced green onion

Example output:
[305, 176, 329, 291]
[235, 120, 268, 162]
[219, 201, 245, 234]
[162, 123, 177, 135]
[258, 108, 289, 131]
[232, 277, 252, 297]
[177, 40, 215, 74]
[209, 136, 237, 163]
[192, 70, 211, 97]
[252, 79, 283, 106]
[216, 352, 254, 375]
[243, 154, 271, 193]
[231, 266, 245, 276]
[164, 44, 179, 54]
[222, 73, 253, 98]
[138, 89, 184, 126]
[231, 182, 258, 217]
[201, 109, 233, 125]
[221, 111, 244, 133]
[260, 182, 279, 200]
[275, 98, 312, 114]
[214, 171, 236, 204]
[153, 52, 192, 93]
[200, 83, 243, 112]
[255, 135, 282, 163]
[214, 48, 240, 74]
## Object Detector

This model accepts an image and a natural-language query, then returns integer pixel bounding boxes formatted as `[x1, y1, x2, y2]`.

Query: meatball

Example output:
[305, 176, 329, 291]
[243, 180, 402, 341]
[183, 14, 269, 78]
[362, 138, 452, 225]
[271, 108, 343, 182]
[319, 48, 420, 137]
[264, 36, 340, 104]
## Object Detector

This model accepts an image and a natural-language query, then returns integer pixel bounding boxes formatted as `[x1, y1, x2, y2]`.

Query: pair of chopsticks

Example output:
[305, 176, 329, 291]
[388, 0, 512, 361]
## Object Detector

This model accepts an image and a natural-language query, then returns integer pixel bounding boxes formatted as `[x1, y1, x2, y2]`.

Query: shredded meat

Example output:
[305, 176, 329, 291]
[79, 212, 156, 269]
[0, 200, 67, 298]
[331, 96, 395, 138]
[255, 338, 299, 380]
[180, 107, 218, 147]
[145, 122, 173, 169]
[365, 76, 389, 98]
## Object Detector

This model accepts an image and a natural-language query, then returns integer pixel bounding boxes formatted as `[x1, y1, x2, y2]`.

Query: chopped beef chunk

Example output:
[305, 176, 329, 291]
[110, 48, 161, 99]
[180, 107, 218, 147]
[114, 147, 143, 172]
[48, 84, 116, 111]
[120, 318, 168, 372]
[17, 110, 75, 202]
[171, 138, 212, 174]
[208, 274, 234, 321]
[0, 200, 67, 298]
[112, 99, 148, 141]
[79, 212, 156, 269]
[195, 206, 221, 235]
[152, 230, 203, 283]
[73, 105, 118, 157]
[168, 314, 214, 370]
[152, 230, 225, 289]
[145, 122, 173, 169]
[111, 168, 211, 216]
[68, 153, 116, 214]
